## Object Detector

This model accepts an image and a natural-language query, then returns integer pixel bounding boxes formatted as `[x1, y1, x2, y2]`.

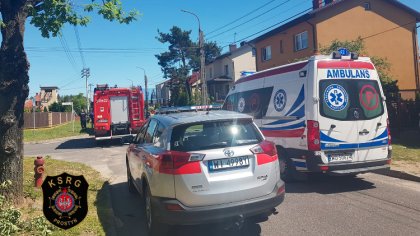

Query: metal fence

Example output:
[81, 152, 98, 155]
[24, 112, 74, 129]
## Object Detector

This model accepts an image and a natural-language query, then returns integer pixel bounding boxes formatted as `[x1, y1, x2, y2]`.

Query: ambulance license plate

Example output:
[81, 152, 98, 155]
[328, 153, 353, 163]
[208, 156, 250, 172]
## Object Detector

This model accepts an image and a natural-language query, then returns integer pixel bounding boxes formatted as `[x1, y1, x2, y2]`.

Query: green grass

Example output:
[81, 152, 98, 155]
[392, 145, 420, 162]
[391, 130, 420, 163]
[22, 157, 111, 235]
[24, 122, 92, 142]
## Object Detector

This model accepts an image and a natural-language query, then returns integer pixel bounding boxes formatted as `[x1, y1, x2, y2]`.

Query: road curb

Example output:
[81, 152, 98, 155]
[24, 134, 91, 145]
[376, 169, 420, 183]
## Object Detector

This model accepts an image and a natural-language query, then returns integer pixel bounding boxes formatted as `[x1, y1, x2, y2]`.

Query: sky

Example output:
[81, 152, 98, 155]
[23, 0, 420, 99]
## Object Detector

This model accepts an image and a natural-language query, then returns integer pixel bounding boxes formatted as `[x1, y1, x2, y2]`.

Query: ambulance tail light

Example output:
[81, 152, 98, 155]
[307, 120, 321, 151]
[387, 118, 391, 145]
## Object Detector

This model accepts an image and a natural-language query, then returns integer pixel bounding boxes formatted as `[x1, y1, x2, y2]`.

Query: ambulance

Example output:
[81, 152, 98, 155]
[223, 49, 391, 180]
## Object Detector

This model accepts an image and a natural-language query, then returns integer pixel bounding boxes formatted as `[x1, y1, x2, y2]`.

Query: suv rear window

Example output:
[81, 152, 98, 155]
[170, 119, 263, 152]
[319, 79, 384, 120]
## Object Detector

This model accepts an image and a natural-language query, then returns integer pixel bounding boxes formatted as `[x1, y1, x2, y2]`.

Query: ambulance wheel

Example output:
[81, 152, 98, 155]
[278, 149, 296, 182]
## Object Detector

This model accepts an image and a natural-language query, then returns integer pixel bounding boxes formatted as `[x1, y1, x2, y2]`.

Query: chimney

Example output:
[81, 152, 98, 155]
[312, 0, 322, 10]
[325, 0, 335, 5]
[229, 43, 237, 52]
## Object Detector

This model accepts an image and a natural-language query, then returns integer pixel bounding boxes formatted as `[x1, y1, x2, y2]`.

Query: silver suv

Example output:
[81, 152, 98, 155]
[126, 107, 285, 234]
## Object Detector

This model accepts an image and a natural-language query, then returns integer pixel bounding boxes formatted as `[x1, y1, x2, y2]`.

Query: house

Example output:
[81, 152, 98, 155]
[155, 80, 171, 106]
[205, 43, 256, 102]
[40, 86, 59, 110]
[251, 0, 420, 99]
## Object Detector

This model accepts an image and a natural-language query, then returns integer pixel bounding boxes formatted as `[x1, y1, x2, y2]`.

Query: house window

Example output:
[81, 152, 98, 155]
[364, 2, 371, 10]
[261, 45, 272, 61]
[280, 40, 284, 54]
[294, 31, 308, 51]
[224, 65, 229, 76]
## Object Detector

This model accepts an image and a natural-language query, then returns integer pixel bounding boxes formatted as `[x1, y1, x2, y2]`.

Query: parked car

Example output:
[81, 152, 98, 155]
[126, 106, 285, 235]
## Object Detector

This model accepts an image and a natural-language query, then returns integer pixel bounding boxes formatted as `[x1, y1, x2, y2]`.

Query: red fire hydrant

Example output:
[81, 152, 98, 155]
[34, 156, 45, 188]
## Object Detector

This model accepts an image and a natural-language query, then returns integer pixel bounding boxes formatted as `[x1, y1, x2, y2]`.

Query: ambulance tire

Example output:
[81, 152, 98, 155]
[277, 148, 297, 182]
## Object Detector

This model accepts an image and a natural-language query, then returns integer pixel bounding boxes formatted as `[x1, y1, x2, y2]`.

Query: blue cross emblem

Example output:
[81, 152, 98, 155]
[274, 89, 287, 112]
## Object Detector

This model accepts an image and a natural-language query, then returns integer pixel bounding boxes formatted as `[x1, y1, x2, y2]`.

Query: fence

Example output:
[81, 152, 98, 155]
[386, 100, 420, 133]
[24, 112, 74, 129]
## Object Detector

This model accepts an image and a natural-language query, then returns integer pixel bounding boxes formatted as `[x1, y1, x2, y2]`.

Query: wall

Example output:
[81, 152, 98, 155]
[255, 21, 315, 71]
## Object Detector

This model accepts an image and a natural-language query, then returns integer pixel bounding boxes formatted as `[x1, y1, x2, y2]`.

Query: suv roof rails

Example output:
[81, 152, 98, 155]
[156, 105, 222, 115]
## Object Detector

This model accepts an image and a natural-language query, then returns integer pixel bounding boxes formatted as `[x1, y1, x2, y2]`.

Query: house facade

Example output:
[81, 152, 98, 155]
[252, 0, 420, 99]
[39, 86, 59, 110]
[205, 44, 256, 102]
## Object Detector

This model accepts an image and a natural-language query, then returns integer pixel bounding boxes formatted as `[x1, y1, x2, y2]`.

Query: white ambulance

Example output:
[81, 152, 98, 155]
[223, 49, 392, 181]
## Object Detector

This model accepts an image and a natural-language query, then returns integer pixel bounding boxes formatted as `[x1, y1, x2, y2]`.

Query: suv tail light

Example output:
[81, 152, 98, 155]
[386, 118, 391, 145]
[250, 140, 278, 165]
[158, 151, 205, 175]
[307, 120, 321, 151]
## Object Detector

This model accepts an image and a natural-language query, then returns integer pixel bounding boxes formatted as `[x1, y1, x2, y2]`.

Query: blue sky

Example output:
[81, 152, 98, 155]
[24, 0, 420, 98]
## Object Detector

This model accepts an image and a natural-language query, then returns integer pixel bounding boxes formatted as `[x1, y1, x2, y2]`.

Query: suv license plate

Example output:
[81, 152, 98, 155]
[328, 153, 353, 163]
[208, 156, 250, 172]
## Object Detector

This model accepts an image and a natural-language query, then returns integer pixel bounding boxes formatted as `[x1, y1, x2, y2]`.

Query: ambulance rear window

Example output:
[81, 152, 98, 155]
[319, 80, 384, 121]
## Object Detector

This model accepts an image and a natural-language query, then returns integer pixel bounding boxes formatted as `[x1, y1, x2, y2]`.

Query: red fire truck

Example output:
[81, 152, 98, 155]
[93, 84, 145, 141]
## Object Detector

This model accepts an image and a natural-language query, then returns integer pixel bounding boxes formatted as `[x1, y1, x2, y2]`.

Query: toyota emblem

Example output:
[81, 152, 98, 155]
[224, 149, 234, 157]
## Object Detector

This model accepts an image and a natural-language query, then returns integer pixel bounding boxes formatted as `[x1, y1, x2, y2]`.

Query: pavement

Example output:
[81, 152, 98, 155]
[24, 136, 420, 236]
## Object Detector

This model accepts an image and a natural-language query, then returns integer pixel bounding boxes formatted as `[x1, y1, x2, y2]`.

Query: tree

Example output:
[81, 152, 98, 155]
[0, 0, 138, 202]
[320, 37, 399, 101]
[155, 26, 221, 106]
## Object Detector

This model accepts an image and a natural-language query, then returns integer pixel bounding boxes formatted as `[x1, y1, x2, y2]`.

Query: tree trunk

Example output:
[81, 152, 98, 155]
[0, 1, 29, 203]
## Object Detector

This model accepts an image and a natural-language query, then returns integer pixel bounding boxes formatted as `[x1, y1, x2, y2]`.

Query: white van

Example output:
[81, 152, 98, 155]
[223, 50, 392, 180]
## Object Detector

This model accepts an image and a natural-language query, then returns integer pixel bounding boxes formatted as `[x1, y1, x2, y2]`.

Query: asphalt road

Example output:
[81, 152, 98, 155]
[25, 137, 420, 236]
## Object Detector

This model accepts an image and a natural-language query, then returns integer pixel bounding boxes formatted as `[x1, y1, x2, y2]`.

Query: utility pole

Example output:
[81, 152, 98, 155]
[137, 67, 148, 112]
[81, 68, 90, 111]
[181, 9, 208, 105]
[199, 29, 207, 105]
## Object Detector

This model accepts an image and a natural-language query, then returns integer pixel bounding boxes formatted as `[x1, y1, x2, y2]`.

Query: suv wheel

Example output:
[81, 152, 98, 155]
[144, 187, 168, 235]
[126, 160, 137, 194]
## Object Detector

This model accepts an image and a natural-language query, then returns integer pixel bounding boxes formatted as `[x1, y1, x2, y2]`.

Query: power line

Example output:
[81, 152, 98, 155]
[221, 7, 312, 49]
[206, 0, 278, 36]
[74, 26, 86, 67]
[207, 0, 292, 40]
[58, 34, 78, 74]
[217, 0, 310, 43]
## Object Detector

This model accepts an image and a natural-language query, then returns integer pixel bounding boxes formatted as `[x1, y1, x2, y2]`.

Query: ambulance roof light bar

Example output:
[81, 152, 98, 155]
[331, 48, 359, 60]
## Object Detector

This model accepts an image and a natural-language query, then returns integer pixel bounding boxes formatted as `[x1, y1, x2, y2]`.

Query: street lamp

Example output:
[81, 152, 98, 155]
[181, 9, 208, 105]
[136, 66, 148, 111]
[127, 78, 134, 87]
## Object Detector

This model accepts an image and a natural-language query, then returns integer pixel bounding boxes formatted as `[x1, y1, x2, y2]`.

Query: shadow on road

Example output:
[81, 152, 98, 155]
[102, 181, 264, 236]
[55, 137, 125, 150]
[286, 174, 376, 194]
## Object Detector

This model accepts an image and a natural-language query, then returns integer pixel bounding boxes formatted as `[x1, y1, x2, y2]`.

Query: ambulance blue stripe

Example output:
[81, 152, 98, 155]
[371, 129, 388, 141]
[285, 85, 305, 116]
[288, 104, 305, 117]
[264, 119, 295, 126]
[320, 132, 344, 143]
[261, 121, 305, 131]
[321, 139, 389, 150]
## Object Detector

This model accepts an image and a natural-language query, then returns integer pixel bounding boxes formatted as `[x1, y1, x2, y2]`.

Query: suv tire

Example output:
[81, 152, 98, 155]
[278, 148, 297, 182]
[144, 186, 168, 236]
[126, 160, 137, 194]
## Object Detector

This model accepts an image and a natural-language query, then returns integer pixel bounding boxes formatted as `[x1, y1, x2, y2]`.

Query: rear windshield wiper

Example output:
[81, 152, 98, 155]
[201, 142, 228, 149]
